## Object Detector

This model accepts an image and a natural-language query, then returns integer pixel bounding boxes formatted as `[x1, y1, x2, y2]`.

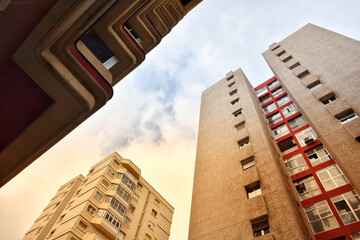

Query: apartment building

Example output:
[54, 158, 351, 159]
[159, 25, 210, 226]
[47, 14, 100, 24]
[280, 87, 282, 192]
[189, 24, 360, 240]
[23, 152, 174, 240]
[0, 0, 202, 187]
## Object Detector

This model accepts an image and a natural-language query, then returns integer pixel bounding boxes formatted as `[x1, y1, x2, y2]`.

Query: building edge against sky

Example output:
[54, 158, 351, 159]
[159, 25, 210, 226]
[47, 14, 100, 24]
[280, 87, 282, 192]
[189, 24, 360, 239]
[23, 152, 174, 240]
[0, 0, 202, 187]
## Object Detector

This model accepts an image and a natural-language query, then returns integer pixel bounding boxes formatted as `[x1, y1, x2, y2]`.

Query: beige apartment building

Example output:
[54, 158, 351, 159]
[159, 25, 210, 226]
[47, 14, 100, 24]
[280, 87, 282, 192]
[189, 24, 360, 240]
[23, 152, 174, 240]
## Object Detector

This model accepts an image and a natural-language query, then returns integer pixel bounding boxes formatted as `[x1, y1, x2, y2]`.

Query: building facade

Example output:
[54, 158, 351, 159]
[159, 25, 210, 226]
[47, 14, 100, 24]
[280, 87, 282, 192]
[189, 24, 360, 240]
[0, 0, 202, 187]
[23, 152, 174, 240]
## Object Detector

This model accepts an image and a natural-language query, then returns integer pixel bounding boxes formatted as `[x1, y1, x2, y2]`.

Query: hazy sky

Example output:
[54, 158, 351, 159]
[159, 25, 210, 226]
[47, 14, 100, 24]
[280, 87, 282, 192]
[1, 1, 360, 240]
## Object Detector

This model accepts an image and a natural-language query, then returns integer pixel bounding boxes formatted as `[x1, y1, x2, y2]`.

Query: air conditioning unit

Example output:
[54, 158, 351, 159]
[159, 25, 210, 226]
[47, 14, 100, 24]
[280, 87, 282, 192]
[304, 136, 316, 145]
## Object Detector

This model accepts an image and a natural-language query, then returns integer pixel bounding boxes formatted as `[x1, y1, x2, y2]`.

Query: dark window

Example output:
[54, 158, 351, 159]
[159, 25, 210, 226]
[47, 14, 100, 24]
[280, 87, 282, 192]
[80, 30, 115, 65]
[252, 218, 270, 237]
[180, 0, 191, 6]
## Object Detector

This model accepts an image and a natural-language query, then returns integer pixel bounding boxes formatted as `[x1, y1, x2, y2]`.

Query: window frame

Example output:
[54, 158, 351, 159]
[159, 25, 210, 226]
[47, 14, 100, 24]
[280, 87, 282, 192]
[316, 164, 349, 191]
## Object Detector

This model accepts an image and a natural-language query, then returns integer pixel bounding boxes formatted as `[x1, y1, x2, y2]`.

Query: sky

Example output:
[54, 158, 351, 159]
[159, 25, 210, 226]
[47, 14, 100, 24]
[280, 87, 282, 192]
[1, 1, 360, 240]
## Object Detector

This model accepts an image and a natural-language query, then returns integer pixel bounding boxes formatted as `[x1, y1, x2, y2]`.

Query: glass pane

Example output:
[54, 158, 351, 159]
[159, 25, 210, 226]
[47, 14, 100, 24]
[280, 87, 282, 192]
[322, 180, 336, 191]
[306, 209, 320, 221]
[348, 196, 360, 210]
[333, 175, 348, 187]
[329, 167, 342, 177]
[322, 216, 339, 230]
[318, 171, 330, 181]
[351, 231, 360, 240]
[318, 205, 331, 218]
[334, 200, 351, 214]
[340, 212, 357, 224]
[311, 220, 324, 233]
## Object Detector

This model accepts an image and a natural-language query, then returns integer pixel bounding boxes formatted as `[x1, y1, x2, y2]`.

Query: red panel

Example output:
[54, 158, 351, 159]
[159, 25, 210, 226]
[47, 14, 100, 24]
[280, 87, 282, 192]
[0, 60, 53, 151]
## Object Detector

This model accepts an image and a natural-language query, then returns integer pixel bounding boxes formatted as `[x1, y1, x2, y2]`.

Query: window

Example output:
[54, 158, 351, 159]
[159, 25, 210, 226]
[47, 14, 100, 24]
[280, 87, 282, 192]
[255, 86, 268, 97]
[67, 201, 74, 209]
[304, 200, 339, 233]
[267, 112, 283, 126]
[289, 62, 300, 70]
[238, 138, 250, 149]
[227, 75, 234, 81]
[49, 229, 56, 237]
[321, 95, 338, 105]
[288, 115, 308, 131]
[272, 124, 290, 139]
[119, 231, 126, 240]
[259, 94, 271, 105]
[137, 182, 143, 190]
[58, 214, 65, 222]
[246, 183, 262, 199]
[113, 160, 120, 167]
[105, 196, 127, 216]
[124, 216, 131, 226]
[268, 80, 280, 90]
[337, 110, 358, 124]
[294, 175, 321, 200]
[233, 109, 242, 117]
[110, 184, 132, 203]
[272, 45, 280, 51]
[241, 157, 255, 170]
[276, 95, 291, 107]
[36, 226, 43, 234]
[75, 189, 81, 196]
[231, 98, 239, 105]
[316, 164, 349, 191]
[148, 221, 155, 229]
[351, 231, 360, 239]
[129, 204, 135, 213]
[228, 82, 235, 88]
[95, 191, 103, 201]
[97, 209, 121, 229]
[107, 169, 115, 178]
[79, 221, 88, 230]
[272, 87, 285, 98]
[155, 199, 160, 206]
[101, 180, 110, 189]
[308, 81, 323, 91]
[252, 218, 270, 237]
[283, 55, 293, 63]
[263, 102, 277, 115]
[235, 121, 245, 130]
[299, 70, 311, 79]
[55, 201, 60, 208]
[124, 23, 142, 44]
[331, 191, 360, 225]
[229, 89, 237, 96]
[277, 50, 285, 57]
[305, 145, 332, 166]
[78, 30, 118, 70]
[115, 173, 136, 191]
[284, 153, 308, 176]
[87, 205, 96, 215]
[278, 137, 298, 155]
[295, 128, 317, 147]
[151, 209, 158, 217]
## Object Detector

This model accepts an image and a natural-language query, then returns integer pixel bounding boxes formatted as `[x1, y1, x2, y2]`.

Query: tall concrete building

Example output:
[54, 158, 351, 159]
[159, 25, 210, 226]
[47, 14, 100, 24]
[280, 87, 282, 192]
[189, 24, 360, 240]
[23, 152, 174, 240]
